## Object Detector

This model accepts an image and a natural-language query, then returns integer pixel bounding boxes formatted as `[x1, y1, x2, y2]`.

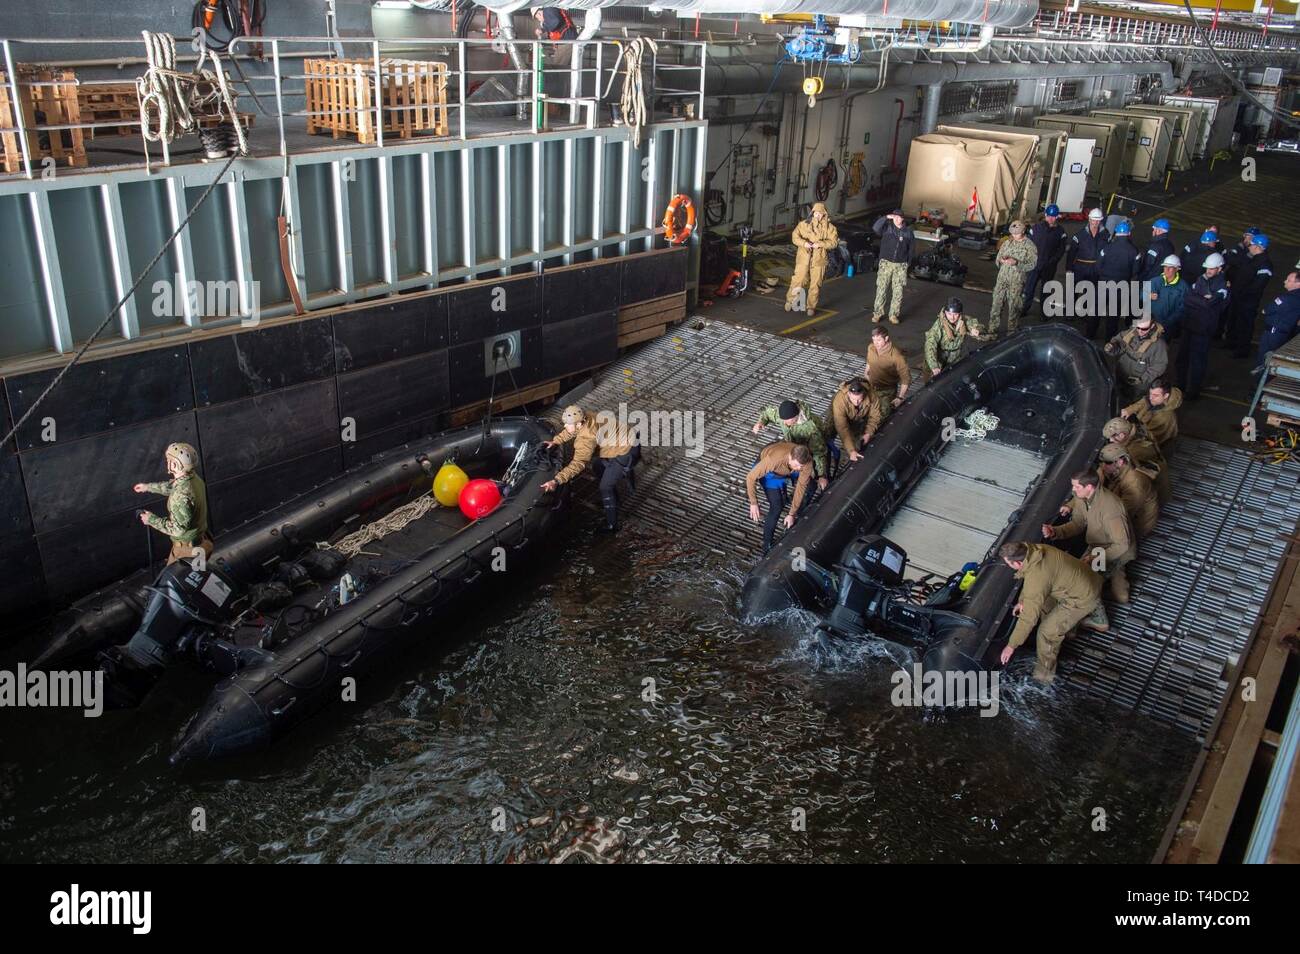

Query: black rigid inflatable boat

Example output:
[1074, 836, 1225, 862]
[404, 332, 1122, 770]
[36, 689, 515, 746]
[33, 417, 566, 762]
[739, 325, 1114, 675]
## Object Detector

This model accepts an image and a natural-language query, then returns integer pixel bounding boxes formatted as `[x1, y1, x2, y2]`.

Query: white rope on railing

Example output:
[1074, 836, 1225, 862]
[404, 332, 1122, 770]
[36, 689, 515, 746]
[137, 30, 248, 155]
[618, 36, 656, 150]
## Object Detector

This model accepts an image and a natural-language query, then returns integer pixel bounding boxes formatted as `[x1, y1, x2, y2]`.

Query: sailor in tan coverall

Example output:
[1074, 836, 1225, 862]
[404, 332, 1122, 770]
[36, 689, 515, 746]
[542, 404, 640, 533]
[1043, 469, 1137, 603]
[864, 325, 911, 419]
[784, 202, 839, 316]
[1098, 442, 1159, 540]
[998, 541, 1108, 684]
[825, 378, 882, 464]
[1121, 379, 1182, 453]
[1103, 416, 1170, 503]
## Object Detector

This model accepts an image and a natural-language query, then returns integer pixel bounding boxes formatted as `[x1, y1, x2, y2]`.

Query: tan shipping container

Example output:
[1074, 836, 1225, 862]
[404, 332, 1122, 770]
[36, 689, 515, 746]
[1089, 108, 1172, 182]
[1033, 113, 1129, 199]
[1123, 104, 1199, 171]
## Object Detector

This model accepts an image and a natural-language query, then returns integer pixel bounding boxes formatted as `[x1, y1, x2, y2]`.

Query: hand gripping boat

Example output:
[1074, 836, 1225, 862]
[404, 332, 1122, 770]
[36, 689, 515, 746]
[32, 417, 566, 763]
[739, 326, 1114, 676]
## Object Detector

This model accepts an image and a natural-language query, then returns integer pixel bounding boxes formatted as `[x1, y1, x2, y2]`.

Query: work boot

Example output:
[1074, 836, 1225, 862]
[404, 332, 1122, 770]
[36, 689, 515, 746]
[784, 302, 794, 312]
[1031, 663, 1056, 685]
[887, 315, 899, 325]
[871, 314, 882, 324]
[1080, 603, 1110, 633]
[806, 306, 816, 316]
[1108, 566, 1130, 604]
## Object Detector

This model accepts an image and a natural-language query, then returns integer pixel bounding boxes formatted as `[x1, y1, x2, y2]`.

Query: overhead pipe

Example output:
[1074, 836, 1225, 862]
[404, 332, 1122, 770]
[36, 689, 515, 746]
[919, 82, 942, 133]
[544, 1, 1039, 28]
[682, 44, 1177, 96]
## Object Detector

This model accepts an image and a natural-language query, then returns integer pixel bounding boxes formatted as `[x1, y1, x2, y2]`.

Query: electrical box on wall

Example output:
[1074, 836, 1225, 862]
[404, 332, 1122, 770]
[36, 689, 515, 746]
[863, 132, 870, 144]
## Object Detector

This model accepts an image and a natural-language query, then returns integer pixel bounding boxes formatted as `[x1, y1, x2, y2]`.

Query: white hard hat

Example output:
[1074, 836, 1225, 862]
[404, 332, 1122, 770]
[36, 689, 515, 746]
[1088, 208, 1104, 221]
[1161, 254, 1181, 268]
[1204, 252, 1225, 269]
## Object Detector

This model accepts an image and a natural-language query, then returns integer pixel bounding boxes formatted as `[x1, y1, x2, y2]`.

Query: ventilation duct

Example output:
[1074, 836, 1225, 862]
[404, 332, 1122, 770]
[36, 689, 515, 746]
[538, 1, 1038, 28]
[680, 50, 1176, 97]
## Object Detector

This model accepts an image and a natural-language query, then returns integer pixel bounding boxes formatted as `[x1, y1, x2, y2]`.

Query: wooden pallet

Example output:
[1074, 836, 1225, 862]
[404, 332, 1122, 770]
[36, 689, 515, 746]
[76, 83, 254, 139]
[0, 67, 86, 174]
[448, 380, 560, 427]
[305, 58, 449, 144]
[617, 290, 686, 349]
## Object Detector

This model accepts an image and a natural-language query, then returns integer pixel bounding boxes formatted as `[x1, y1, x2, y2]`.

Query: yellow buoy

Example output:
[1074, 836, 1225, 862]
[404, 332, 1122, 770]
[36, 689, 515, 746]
[433, 460, 469, 506]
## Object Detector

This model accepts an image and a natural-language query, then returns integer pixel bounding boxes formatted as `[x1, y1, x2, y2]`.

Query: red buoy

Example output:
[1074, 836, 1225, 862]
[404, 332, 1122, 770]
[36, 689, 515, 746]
[458, 478, 503, 520]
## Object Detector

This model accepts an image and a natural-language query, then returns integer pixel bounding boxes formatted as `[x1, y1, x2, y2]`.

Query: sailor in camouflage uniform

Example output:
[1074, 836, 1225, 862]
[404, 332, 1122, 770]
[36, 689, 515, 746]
[134, 442, 214, 565]
[923, 297, 981, 378]
[987, 220, 1038, 337]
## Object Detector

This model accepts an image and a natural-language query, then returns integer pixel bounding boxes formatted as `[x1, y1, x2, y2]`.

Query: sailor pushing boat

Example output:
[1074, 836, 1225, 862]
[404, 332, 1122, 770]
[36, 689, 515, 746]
[541, 404, 642, 534]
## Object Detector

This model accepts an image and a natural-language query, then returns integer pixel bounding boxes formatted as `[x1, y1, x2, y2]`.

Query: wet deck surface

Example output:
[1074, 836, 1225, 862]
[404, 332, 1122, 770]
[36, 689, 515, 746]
[578, 319, 1300, 741]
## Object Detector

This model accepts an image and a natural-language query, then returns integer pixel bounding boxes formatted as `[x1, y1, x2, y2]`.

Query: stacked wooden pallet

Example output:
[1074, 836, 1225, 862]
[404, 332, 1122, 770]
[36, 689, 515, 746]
[448, 380, 560, 427]
[0, 67, 87, 174]
[76, 82, 254, 139]
[617, 290, 686, 348]
[75, 84, 138, 139]
[305, 58, 449, 144]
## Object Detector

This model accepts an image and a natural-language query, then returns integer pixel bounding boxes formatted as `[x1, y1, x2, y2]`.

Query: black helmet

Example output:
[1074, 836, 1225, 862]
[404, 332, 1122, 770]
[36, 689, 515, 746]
[945, 297, 964, 315]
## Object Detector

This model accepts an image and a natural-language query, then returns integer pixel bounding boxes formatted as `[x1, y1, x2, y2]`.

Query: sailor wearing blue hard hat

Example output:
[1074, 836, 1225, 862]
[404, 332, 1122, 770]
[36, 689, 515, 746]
[1098, 217, 1143, 340]
[1023, 203, 1067, 318]
[1225, 231, 1275, 356]
[1141, 215, 1176, 283]
[1181, 226, 1222, 277]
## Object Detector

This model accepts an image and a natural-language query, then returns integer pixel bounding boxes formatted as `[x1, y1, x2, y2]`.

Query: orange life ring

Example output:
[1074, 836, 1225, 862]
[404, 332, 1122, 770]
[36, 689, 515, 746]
[662, 194, 696, 245]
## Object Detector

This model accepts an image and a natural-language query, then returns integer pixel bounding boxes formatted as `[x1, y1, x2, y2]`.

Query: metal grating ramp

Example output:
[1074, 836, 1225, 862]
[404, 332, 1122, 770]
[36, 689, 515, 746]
[569, 320, 872, 559]
[570, 321, 1300, 738]
[1054, 438, 1300, 740]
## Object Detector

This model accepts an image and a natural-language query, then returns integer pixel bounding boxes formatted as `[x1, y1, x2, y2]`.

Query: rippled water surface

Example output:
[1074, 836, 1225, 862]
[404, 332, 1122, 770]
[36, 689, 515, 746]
[0, 526, 1196, 862]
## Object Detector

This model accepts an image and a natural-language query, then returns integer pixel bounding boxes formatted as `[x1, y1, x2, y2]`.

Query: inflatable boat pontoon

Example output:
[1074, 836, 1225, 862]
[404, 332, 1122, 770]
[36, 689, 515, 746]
[740, 325, 1114, 675]
[33, 417, 566, 763]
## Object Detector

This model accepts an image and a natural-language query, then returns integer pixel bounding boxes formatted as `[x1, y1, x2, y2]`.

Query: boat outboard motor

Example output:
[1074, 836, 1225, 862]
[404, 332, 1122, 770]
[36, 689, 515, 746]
[825, 534, 908, 636]
[97, 561, 236, 707]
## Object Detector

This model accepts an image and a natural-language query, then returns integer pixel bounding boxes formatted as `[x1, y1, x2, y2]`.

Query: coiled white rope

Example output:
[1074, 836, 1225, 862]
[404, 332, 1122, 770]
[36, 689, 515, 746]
[619, 36, 656, 150]
[954, 409, 1000, 443]
[137, 31, 248, 155]
[327, 493, 438, 558]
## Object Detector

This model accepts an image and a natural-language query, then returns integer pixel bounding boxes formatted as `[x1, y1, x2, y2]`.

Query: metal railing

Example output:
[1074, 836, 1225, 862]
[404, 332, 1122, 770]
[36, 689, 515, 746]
[1030, 10, 1300, 52]
[0, 33, 707, 179]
